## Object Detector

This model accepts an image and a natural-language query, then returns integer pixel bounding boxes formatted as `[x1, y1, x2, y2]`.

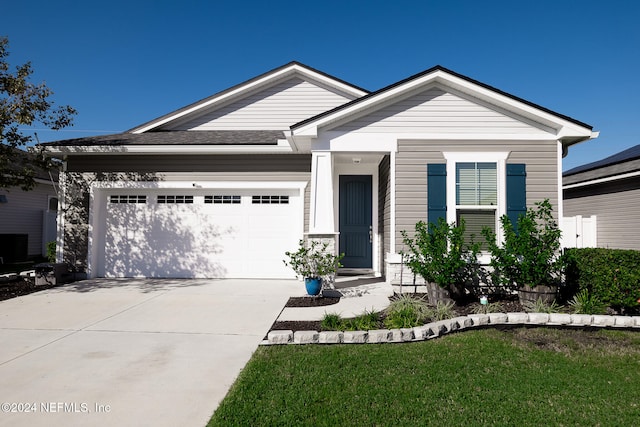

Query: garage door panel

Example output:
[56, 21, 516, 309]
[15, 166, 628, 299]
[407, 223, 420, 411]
[101, 189, 300, 278]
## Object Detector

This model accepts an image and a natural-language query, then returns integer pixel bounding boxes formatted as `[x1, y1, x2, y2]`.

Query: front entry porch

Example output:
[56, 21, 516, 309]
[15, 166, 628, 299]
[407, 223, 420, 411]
[307, 152, 385, 277]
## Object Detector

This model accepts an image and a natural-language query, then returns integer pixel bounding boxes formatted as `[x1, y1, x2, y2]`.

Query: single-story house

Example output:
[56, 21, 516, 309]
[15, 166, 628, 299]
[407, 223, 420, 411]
[0, 150, 58, 262]
[564, 144, 640, 250]
[44, 62, 597, 283]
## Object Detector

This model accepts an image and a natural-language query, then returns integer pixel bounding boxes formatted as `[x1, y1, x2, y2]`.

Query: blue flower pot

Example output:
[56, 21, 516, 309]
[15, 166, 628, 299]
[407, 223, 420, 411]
[304, 277, 322, 296]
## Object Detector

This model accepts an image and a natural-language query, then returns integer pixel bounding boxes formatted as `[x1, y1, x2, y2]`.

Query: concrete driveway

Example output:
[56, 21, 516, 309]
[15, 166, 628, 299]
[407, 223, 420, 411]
[0, 278, 297, 427]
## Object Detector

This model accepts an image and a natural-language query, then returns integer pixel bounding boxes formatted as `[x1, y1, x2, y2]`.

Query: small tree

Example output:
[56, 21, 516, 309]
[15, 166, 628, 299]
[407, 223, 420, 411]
[401, 217, 481, 300]
[482, 199, 564, 291]
[0, 36, 77, 190]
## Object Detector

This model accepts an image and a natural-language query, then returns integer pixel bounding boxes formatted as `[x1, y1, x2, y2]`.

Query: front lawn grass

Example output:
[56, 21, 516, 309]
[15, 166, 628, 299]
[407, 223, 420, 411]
[209, 328, 640, 426]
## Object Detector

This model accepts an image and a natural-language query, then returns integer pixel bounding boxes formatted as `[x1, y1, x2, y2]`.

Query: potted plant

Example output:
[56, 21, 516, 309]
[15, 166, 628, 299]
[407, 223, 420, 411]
[482, 199, 565, 304]
[283, 239, 344, 296]
[401, 217, 481, 304]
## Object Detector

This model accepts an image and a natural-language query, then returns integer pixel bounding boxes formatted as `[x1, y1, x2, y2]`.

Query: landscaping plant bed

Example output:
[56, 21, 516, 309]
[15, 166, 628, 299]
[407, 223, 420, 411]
[285, 296, 340, 308]
[269, 294, 526, 333]
[0, 277, 57, 301]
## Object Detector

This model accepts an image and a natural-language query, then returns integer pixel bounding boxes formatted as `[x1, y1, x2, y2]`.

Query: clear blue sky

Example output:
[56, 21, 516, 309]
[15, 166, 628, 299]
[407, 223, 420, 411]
[4, 0, 639, 171]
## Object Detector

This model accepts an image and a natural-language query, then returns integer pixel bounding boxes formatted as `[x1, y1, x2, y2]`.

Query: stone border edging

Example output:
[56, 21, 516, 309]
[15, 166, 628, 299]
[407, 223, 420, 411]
[262, 313, 640, 345]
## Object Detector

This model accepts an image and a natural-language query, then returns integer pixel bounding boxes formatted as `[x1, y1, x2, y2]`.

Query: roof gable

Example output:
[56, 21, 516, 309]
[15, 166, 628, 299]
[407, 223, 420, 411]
[291, 65, 595, 144]
[328, 85, 555, 136]
[130, 62, 368, 134]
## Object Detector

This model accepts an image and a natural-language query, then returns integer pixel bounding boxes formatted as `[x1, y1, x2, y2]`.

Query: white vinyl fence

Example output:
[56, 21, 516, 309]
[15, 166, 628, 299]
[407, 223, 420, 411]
[561, 215, 597, 248]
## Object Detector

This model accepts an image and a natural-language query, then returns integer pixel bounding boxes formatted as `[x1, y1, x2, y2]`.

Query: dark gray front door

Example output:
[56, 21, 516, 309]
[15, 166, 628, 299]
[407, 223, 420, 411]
[339, 175, 372, 269]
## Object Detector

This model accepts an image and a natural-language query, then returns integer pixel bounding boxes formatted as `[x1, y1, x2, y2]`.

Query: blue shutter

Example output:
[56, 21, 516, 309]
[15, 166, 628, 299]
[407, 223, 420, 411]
[506, 164, 526, 232]
[427, 163, 447, 227]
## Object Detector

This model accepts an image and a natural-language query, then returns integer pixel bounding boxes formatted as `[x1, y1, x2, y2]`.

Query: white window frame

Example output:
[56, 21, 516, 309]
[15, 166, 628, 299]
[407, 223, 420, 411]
[443, 152, 509, 247]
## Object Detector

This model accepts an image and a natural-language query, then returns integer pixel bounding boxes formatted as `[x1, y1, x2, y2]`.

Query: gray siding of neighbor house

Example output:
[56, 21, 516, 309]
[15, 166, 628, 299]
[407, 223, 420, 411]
[395, 140, 559, 249]
[0, 183, 57, 258]
[163, 77, 357, 131]
[378, 155, 391, 278]
[564, 177, 640, 250]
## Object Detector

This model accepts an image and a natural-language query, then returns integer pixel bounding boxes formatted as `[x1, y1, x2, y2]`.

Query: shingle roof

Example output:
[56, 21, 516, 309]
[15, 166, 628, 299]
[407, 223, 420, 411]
[43, 130, 284, 147]
[564, 144, 640, 176]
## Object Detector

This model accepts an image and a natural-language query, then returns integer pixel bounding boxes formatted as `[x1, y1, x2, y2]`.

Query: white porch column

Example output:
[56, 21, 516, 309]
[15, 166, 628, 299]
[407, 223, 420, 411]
[309, 151, 335, 233]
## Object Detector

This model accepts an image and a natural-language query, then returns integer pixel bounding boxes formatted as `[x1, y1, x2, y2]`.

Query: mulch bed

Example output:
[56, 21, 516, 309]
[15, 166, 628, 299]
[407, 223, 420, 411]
[285, 296, 340, 307]
[0, 278, 57, 301]
[270, 294, 526, 333]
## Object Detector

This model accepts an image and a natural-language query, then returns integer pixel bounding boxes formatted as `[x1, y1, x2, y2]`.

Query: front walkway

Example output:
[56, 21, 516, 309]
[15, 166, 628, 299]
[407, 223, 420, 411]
[278, 280, 393, 321]
[0, 278, 297, 427]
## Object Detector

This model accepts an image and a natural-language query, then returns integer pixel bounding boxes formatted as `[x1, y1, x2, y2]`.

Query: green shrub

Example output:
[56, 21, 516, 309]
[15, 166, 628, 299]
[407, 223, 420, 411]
[283, 239, 344, 279]
[482, 199, 564, 292]
[401, 217, 481, 301]
[565, 248, 640, 309]
[46, 241, 56, 263]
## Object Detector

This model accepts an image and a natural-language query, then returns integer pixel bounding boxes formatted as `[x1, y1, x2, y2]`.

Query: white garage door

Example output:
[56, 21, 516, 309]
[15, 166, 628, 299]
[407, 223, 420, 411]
[100, 189, 301, 278]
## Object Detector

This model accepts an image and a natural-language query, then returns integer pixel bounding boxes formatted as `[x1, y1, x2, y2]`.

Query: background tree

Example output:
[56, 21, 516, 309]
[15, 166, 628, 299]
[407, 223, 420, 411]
[0, 36, 76, 190]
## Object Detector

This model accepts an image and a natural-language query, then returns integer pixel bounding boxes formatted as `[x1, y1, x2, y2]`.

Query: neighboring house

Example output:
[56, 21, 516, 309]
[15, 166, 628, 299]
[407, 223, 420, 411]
[44, 62, 597, 283]
[563, 144, 640, 250]
[0, 153, 59, 262]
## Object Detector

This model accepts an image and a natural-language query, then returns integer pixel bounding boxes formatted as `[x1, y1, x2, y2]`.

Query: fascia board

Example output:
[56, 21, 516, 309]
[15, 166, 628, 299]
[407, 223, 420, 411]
[133, 64, 367, 134]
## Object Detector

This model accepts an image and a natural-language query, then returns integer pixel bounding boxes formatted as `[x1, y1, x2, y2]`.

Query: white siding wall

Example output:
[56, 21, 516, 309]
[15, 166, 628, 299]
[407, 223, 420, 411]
[333, 87, 551, 136]
[0, 183, 57, 257]
[169, 77, 354, 130]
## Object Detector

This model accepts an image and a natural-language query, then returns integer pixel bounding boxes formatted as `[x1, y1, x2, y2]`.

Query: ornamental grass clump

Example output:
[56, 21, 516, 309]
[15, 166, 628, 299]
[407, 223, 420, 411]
[482, 199, 565, 292]
[384, 294, 430, 329]
[523, 297, 563, 313]
[344, 309, 382, 331]
[427, 300, 456, 321]
[320, 312, 343, 330]
[471, 301, 504, 315]
[569, 290, 607, 315]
